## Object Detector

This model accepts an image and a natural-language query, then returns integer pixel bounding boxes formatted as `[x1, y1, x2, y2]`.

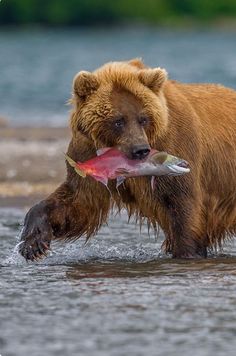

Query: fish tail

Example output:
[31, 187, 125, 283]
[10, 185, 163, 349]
[64, 153, 76, 167]
[64, 153, 86, 178]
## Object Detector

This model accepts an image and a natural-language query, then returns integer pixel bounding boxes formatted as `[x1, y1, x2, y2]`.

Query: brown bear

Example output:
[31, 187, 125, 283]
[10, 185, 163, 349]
[19, 59, 236, 261]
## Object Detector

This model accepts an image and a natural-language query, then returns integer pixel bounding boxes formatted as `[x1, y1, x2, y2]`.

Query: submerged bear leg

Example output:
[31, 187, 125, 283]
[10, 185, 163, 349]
[162, 196, 207, 258]
[154, 176, 207, 258]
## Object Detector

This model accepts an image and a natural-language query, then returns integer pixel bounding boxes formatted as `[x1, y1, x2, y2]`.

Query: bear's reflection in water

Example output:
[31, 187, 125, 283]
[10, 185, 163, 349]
[66, 257, 236, 280]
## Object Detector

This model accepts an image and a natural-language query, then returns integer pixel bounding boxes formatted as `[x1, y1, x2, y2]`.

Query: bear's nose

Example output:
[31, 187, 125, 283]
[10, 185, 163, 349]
[131, 145, 151, 160]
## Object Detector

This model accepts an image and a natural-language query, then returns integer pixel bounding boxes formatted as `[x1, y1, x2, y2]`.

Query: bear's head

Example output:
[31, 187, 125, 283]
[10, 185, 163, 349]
[70, 59, 168, 159]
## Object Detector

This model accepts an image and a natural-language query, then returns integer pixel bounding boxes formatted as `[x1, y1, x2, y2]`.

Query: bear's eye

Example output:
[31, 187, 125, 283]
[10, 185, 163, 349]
[114, 118, 125, 129]
[138, 116, 149, 126]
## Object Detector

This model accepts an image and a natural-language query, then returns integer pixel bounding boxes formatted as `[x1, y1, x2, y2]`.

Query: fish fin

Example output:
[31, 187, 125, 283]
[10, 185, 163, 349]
[92, 175, 112, 197]
[116, 176, 125, 189]
[96, 147, 112, 156]
[151, 176, 156, 191]
[65, 153, 86, 178]
[92, 175, 108, 187]
[115, 168, 130, 176]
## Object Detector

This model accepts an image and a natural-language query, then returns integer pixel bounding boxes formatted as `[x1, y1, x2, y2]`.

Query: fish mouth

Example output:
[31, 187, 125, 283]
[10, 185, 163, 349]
[168, 159, 190, 175]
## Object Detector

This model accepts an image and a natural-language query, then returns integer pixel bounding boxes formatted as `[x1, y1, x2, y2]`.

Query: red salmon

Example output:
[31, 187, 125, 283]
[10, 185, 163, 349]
[65, 147, 190, 189]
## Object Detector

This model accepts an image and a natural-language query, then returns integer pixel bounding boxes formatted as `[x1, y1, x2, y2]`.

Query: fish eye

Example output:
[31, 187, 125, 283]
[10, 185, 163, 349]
[138, 116, 149, 126]
[114, 118, 125, 128]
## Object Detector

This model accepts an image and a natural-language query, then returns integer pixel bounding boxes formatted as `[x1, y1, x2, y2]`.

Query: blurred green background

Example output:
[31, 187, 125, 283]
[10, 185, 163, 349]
[1, 0, 236, 26]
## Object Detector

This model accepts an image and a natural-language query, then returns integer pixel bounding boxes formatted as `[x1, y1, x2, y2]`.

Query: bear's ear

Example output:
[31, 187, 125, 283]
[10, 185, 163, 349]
[73, 71, 99, 98]
[128, 58, 146, 69]
[138, 68, 167, 91]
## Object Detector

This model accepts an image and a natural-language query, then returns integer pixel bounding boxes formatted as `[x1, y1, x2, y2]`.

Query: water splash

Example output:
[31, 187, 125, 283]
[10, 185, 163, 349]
[4, 241, 25, 266]
[2, 208, 164, 266]
[43, 238, 164, 265]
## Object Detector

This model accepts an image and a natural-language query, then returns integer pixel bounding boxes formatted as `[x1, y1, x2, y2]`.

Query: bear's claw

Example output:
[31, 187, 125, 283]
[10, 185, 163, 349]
[19, 238, 51, 261]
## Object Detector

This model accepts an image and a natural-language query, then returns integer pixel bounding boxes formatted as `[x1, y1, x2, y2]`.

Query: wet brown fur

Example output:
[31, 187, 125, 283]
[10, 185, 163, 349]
[24, 59, 236, 258]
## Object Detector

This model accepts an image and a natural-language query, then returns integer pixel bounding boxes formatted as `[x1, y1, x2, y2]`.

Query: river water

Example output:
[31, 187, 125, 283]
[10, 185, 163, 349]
[1, 27, 236, 126]
[1, 27, 236, 355]
[1, 208, 236, 356]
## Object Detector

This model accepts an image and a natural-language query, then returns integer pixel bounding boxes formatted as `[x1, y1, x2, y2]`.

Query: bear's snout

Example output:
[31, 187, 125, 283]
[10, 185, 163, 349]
[131, 144, 151, 160]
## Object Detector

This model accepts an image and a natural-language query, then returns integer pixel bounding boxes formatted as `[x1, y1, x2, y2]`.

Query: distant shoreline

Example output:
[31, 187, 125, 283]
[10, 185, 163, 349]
[0, 126, 70, 208]
[0, 126, 70, 141]
[1, 0, 236, 29]
[1, 21, 236, 31]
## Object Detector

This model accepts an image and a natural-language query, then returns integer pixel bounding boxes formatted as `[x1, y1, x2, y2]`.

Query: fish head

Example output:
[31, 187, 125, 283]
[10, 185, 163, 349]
[150, 152, 190, 175]
[71, 60, 168, 161]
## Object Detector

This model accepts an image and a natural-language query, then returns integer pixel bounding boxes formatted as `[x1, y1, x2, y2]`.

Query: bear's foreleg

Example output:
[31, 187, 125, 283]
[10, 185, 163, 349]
[155, 177, 207, 258]
[19, 179, 111, 261]
[160, 195, 207, 258]
[19, 136, 111, 261]
[165, 198, 207, 258]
